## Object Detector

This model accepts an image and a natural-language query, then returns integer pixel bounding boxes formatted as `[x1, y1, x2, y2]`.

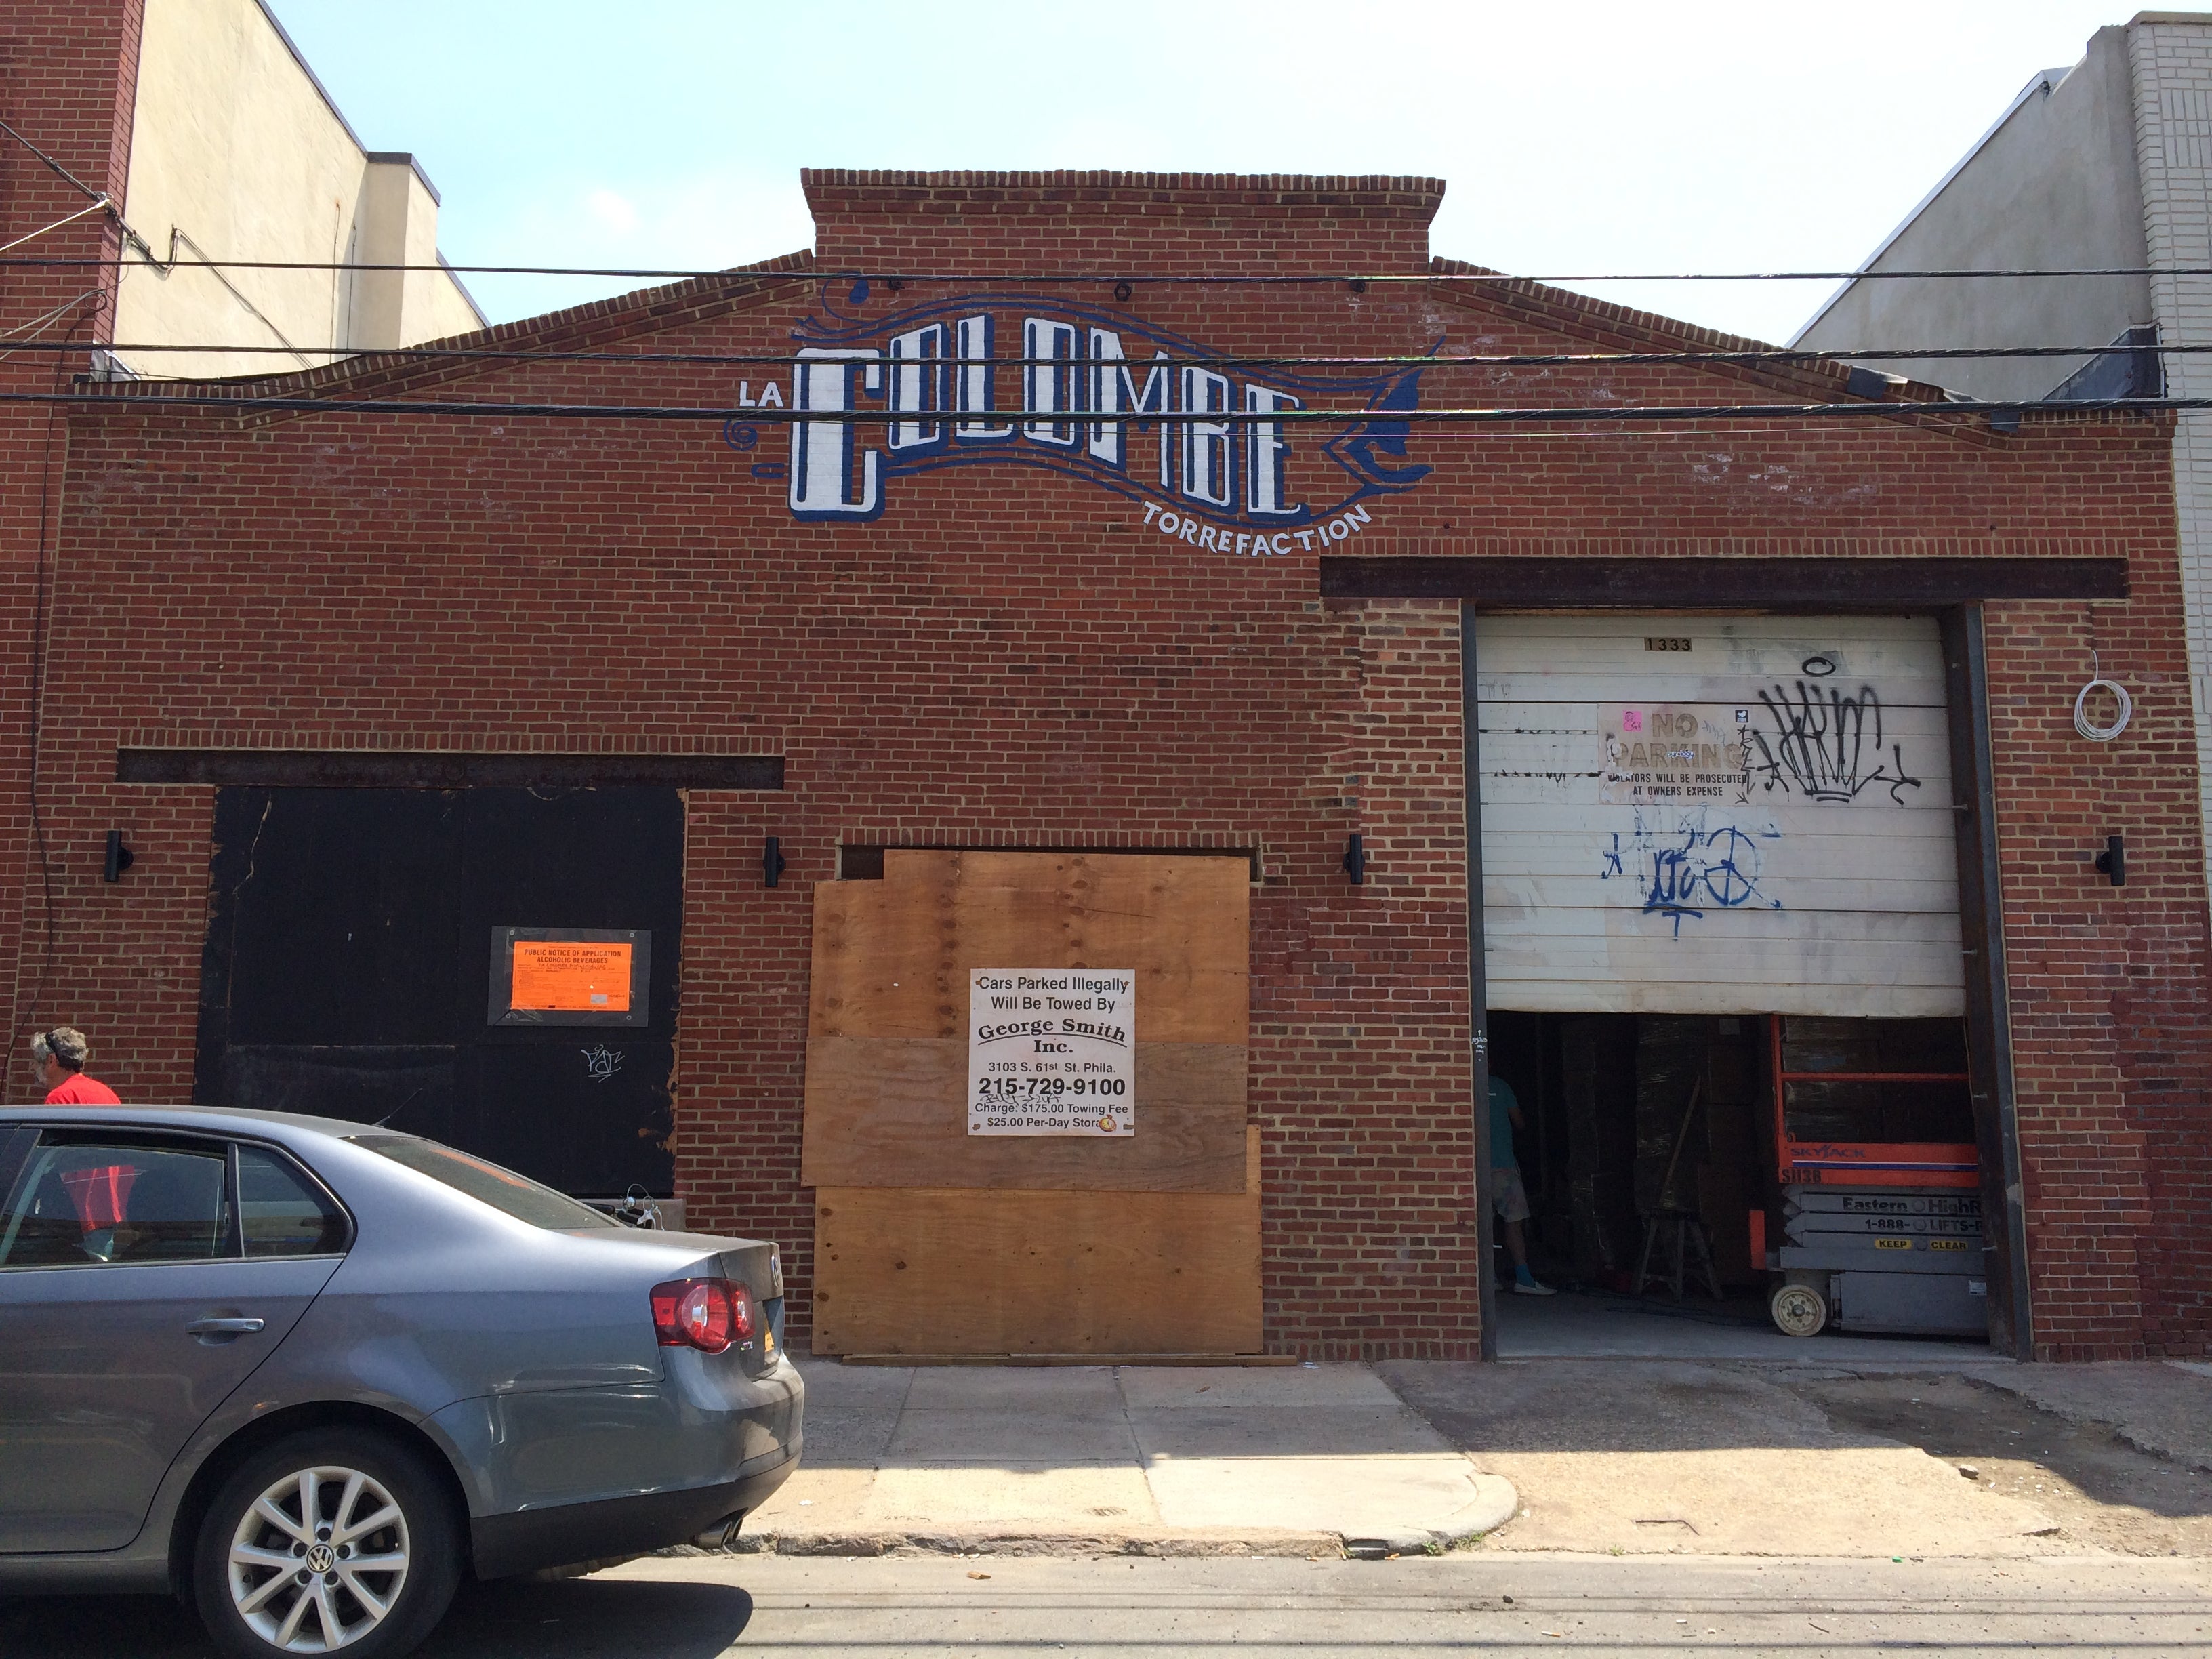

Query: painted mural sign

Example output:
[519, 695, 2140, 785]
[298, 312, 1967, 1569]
[967, 968, 1135, 1136]
[738, 283, 1431, 539]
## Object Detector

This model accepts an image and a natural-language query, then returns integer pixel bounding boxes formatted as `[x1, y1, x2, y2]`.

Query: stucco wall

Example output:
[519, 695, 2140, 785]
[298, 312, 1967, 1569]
[110, 0, 481, 377]
[1793, 26, 2151, 401]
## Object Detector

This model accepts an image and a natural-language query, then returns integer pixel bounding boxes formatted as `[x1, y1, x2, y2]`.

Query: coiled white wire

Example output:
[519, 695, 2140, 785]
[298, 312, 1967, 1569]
[2074, 653, 2133, 742]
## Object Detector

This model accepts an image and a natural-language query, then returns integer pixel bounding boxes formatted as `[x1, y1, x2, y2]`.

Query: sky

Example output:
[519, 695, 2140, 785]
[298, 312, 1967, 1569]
[266, 0, 2139, 344]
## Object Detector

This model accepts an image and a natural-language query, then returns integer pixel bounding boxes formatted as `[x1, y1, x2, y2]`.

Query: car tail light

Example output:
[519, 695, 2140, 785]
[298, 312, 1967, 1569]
[651, 1277, 756, 1353]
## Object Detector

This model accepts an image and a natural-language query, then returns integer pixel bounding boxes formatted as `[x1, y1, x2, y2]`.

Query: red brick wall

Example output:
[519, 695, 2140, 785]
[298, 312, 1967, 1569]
[1986, 547, 2212, 1360]
[0, 0, 140, 1073]
[10, 172, 2207, 1359]
[802, 169, 1443, 278]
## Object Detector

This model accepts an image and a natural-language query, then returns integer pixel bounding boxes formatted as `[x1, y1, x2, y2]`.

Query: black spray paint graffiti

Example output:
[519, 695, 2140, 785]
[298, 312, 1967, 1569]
[1742, 655, 1924, 806]
[1600, 810, 1782, 937]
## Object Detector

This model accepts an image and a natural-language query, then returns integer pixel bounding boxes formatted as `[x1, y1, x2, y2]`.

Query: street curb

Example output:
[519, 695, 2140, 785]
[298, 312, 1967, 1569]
[711, 1527, 1343, 1558]
[1340, 1471, 1522, 1559]
[700, 1472, 1523, 1561]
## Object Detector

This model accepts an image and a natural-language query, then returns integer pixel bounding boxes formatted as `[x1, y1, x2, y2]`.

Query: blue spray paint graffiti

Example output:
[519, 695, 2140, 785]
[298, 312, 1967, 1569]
[1600, 809, 1783, 937]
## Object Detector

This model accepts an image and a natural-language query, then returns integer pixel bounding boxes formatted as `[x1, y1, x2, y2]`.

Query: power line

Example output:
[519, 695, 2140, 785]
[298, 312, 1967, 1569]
[5, 388, 2184, 425]
[0, 117, 107, 203]
[6, 254, 2212, 285]
[0, 339, 2182, 372]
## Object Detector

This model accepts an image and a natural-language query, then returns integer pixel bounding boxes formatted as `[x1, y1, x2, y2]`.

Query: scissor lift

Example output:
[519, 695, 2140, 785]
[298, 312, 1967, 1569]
[1759, 1015, 1988, 1339]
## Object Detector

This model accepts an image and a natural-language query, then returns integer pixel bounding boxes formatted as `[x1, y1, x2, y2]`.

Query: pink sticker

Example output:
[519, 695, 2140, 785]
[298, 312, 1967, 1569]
[1622, 710, 1643, 732]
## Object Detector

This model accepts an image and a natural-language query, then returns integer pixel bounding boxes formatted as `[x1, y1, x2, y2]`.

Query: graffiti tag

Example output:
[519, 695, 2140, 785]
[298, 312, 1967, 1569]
[1744, 671, 1923, 805]
[1600, 809, 1783, 937]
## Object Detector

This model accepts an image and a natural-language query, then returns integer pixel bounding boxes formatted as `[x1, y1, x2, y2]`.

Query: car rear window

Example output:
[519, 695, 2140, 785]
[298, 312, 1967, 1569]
[348, 1135, 618, 1230]
[239, 1145, 350, 1256]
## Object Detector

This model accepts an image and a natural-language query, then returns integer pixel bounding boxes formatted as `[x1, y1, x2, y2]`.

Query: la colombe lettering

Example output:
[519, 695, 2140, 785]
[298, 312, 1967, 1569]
[775, 288, 1433, 531]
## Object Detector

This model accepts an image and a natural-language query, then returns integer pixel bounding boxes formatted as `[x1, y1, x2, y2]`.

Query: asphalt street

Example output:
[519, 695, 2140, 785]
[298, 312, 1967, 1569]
[6, 1552, 2208, 1658]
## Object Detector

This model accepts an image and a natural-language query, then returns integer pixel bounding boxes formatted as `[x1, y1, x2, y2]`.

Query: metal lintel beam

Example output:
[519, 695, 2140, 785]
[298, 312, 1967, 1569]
[1319, 555, 2131, 607]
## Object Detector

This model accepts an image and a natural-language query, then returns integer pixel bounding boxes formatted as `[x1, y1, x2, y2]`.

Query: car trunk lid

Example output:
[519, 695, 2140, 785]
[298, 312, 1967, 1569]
[719, 1242, 784, 1369]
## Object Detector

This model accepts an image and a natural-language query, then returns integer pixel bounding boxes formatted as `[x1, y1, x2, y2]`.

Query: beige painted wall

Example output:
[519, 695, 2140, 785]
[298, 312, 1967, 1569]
[110, 0, 483, 379]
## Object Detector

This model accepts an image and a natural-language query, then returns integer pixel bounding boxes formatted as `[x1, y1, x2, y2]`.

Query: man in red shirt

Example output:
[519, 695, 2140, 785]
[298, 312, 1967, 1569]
[33, 1027, 119, 1105]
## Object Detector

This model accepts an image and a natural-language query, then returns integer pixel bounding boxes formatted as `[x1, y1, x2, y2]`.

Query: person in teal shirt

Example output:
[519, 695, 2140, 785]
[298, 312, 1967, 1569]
[1489, 1073, 1555, 1294]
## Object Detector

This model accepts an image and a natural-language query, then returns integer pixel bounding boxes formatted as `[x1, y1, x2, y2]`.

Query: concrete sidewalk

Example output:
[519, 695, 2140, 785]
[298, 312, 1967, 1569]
[743, 1361, 1518, 1557]
[735, 1354, 2212, 1561]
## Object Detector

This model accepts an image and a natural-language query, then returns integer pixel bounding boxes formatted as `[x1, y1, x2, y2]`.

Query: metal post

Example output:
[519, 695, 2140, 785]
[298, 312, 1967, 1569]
[1941, 604, 2034, 1360]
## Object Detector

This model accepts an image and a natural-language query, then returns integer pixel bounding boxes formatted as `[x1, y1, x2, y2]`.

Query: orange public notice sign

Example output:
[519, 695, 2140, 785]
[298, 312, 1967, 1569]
[509, 941, 633, 1012]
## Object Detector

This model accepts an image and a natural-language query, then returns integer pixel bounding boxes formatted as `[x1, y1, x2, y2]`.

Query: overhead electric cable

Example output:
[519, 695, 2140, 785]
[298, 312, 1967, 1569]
[7, 255, 2212, 285]
[1, 389, 2188, 424]
[0, 340, 2186, 371]
[0, 117, 108, 203]
[0, 199, 112, 258]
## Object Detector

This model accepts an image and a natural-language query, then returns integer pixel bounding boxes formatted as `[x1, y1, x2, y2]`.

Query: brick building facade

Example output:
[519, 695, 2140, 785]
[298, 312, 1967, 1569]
[5, 16, 2207, 1364]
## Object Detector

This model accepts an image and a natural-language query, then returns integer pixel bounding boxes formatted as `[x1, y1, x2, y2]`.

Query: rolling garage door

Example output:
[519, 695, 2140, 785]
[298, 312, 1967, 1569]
[1476, 614, 1963, 1016]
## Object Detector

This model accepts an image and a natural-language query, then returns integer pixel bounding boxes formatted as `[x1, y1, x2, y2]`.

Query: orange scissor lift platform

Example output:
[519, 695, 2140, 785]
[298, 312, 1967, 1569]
[1758, 1015, 1988, 1340]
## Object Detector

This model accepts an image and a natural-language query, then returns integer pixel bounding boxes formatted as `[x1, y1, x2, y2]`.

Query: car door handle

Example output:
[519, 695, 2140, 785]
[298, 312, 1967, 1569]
[186, 1316, 266, 1337]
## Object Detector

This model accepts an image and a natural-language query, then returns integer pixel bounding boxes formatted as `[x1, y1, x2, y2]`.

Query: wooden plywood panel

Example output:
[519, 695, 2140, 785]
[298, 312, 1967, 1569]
[811, 1129, 1263, 1356]
[1476, 613, 1964, 1017]
[807, 863, 960, 1040]
[804, 848, 1252, 1195]
[802, 1038, 1246, 1191]
[919, 850, 1246, 1044]
[812, 853, 1248, 1044]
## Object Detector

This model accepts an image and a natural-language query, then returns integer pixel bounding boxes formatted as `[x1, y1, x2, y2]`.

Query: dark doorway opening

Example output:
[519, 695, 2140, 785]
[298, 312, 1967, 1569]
[194, 787, 682, 1197]
[1486, 1010, 1987, 1354]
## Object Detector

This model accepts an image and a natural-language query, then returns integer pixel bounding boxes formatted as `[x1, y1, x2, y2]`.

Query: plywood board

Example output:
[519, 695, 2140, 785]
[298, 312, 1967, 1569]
[811, 1128, 1263, 1357]
[802, 1037, 1247, 1191]
[807, 868, 961, 1040]
[804, 849, 1252, 1194]
[811, 853, 1248, 1044]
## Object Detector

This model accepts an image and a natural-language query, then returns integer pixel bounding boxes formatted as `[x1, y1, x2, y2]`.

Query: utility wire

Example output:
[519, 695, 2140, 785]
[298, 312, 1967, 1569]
[8, 255, 2212, 285]
[0, 117, 107, 203]
[1, 389, 2186, 424]
[0, 291, 108, 359]
[0, 199, 111, 258]
[0, 340, 2182, 372]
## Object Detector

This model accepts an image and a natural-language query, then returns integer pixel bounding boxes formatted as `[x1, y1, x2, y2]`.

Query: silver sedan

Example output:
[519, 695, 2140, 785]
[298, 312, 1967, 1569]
[0, 1105, 803, 1658]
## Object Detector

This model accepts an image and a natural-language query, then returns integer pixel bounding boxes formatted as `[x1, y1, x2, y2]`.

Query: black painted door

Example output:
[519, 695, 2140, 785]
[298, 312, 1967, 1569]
[196, 787, 681, 1195]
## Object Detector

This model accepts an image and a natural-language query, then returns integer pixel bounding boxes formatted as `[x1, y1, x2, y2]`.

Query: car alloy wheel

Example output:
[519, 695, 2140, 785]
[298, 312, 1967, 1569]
[227, 1462, 410, 1651]
[194, 1429, 459, 1659]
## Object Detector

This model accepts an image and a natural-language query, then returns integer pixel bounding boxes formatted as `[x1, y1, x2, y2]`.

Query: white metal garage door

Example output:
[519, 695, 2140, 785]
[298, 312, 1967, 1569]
[1477, 613, 1964, 1017]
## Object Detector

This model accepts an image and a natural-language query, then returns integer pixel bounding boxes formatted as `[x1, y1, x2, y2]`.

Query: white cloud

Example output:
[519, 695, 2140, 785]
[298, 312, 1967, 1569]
[584, 188, 640, 238]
